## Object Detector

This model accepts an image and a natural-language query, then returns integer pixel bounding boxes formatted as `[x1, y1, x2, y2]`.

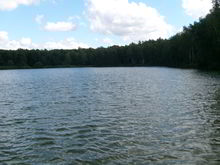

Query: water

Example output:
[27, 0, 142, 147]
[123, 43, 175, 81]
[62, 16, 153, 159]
[0, 67, 220, 165]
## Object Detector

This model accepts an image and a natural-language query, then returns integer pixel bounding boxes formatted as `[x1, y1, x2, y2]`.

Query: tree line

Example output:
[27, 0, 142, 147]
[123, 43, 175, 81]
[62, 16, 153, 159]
[0, 2, 219, 70]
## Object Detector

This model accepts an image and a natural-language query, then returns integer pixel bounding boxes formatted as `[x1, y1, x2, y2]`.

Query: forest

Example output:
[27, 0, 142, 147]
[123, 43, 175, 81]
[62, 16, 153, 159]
[0, 1, 219, 70]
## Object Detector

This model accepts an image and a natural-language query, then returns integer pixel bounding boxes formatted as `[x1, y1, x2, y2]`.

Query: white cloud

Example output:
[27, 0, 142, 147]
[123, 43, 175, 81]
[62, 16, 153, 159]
[182, 0, 212, 19]
[43, 38, 89, 49]
[0, 31, 9, 41]
[20, 37, 32, 46]
[0, 0, 40, 11]
[44, 21, 77, 32]
[102, 38, 114, 45]
[0, 31, 89, 50]
[86, 0, 174, 42]
[35, 14, 45, 24]
[0, 35, 37, 50]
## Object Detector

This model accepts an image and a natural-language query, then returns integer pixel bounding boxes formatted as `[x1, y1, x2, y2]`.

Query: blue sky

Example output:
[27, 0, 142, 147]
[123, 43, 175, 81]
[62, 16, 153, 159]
[0, 0, 213, 49]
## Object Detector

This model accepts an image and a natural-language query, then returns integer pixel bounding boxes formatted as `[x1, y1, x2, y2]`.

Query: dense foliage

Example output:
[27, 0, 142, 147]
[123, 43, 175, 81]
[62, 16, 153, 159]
[0, 4, 219, 70]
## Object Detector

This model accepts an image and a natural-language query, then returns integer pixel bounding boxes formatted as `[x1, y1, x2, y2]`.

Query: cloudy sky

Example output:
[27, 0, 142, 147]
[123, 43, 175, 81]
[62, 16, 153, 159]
[0, 0, 213, 50]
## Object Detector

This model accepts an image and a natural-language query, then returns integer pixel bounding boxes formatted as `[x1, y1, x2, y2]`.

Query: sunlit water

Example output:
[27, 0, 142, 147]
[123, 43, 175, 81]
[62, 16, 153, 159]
[0, 67, 220, 165]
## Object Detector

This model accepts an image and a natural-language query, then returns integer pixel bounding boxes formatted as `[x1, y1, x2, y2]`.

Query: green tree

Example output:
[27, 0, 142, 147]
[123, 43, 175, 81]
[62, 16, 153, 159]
[212, 0, 220, 10]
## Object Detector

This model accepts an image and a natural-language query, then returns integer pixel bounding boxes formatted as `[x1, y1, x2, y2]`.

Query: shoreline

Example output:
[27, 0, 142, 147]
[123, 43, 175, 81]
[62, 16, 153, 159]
[0, 65, 198, 71]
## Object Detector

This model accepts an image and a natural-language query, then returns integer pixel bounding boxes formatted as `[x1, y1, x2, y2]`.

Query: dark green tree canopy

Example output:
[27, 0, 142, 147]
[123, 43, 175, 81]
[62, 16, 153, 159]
[212, 0, 220, 9]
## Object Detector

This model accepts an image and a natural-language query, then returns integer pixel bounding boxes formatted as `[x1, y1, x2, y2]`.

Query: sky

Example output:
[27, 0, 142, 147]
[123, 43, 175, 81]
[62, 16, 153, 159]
[0, 0, 213, 50]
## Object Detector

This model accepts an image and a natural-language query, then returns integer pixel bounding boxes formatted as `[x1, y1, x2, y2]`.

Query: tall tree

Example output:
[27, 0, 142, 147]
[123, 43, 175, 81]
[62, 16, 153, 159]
[212, 0, 220, 10]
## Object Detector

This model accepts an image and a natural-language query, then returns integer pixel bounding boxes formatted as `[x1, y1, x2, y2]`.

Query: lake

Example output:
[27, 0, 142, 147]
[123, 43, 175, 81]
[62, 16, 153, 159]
[0, 67, 220, 165]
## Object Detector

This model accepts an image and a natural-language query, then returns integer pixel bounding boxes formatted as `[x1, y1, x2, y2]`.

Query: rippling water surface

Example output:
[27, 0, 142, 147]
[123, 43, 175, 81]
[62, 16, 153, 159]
[0, 67, 220, 165]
